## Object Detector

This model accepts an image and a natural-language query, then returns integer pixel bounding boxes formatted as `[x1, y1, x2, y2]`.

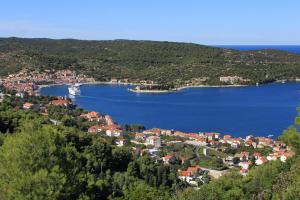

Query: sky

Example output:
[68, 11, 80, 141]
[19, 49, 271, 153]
[0, 0, 299, 45]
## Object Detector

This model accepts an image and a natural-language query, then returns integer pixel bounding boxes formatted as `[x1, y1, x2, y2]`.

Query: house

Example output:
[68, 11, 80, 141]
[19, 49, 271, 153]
[50, 98, 71, 106]
[223, 134, 232, 139]
[255, 156, 268, 165]
[110, 78, 118, 83]
[231, 141, 240, 148]
[178, 166, 202, 185]
[23, 102, 34, 110]
[273, 145, 281, 152]
[105, 124, 123, 137]
[204, 132, 220, 140]
[257, 137, 273, 146]
[178, 170, 193, 182]
[162, 155, 176, 164]
[80, 111, 102, 122]
[253, 152, 261, 160]
[143, 128, 161, 135]
[239, 161, 252, 169]
[115, 138, 127, 147]
[135, 132, 146, 141]
[187, 166, 202, 175]
[146, 136, 161, 148]
[197, 138, 208, 146]
[16, 92, 25, 98]
[267, 153, 279, 161]
[240, 169, 249, 176]
[219, 76, 249, 84]
[280, 152, 294, 162]
[240, 151, 250, 161]
[88, 125, 102, 134]
[105, 115, 114, 125]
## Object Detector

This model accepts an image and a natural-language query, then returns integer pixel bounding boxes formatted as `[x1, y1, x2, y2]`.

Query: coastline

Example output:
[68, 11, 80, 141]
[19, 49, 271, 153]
[39, 81, 248, 94]
[38, 80, 292, 94]
[128, 84, 248, 93]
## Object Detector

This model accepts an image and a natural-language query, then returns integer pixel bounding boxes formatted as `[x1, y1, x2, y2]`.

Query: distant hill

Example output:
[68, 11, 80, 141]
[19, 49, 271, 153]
[1, 37, 300, 85]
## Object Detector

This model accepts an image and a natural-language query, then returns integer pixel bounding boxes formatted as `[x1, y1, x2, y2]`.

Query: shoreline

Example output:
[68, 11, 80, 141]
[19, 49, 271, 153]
[39, 81, 249, 93]
[38, 79, 294, 94]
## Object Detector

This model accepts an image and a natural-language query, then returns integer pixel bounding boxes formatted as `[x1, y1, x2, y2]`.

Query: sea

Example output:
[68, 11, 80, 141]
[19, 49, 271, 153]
[41, 46, 300, 138]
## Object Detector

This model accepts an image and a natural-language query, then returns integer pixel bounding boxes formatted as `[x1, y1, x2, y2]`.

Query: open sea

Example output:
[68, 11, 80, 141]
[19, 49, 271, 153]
[41, 46, 300, 138]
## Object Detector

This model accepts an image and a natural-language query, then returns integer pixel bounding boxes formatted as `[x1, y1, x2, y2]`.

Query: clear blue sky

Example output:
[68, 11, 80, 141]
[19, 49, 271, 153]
[0, 0, 299, 45]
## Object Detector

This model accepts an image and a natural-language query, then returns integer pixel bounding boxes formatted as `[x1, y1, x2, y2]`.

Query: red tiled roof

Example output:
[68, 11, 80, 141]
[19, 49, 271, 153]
[180, 171, 191, 177]
[187, 166, 201, 173]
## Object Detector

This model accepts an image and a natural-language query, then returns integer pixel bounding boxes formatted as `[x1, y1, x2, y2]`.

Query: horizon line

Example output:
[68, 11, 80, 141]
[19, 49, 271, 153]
[1, 36, 300, 46]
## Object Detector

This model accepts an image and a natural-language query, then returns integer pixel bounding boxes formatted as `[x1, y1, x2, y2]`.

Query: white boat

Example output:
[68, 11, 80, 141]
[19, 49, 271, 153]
[74, 83, 82, 87]
[68, 85, 80, 96]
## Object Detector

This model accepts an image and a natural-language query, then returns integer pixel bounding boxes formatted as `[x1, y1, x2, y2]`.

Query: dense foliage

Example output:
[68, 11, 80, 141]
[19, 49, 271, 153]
[1, 37, 300, 85]
[0, 107, 181, 199]
[0, 95, 299, 199]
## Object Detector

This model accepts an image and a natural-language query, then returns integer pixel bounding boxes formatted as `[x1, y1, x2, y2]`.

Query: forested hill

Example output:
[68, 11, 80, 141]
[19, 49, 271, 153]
[1, 37, 300, 85]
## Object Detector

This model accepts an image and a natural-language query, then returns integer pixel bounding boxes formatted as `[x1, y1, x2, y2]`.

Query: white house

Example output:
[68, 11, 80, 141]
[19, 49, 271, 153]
[238, 161, 252, 169]
[255, 156, 268, 165]
[146, 136, 161, 148]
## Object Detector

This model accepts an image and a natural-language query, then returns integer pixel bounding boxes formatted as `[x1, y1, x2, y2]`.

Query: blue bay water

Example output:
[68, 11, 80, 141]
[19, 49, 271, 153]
[41, 83, 300, 138]
[217, 45, 300, 54]
[41, 46, 300, 138]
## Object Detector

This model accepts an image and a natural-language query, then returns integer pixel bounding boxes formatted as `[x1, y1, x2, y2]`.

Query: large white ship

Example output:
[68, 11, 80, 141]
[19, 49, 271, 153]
[68, 85, 80, 96]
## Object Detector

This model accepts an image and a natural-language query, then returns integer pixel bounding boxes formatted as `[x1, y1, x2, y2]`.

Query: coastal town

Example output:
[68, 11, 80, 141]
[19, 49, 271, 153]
[0, 69, 295, 187]
[0, 68, 259, 96]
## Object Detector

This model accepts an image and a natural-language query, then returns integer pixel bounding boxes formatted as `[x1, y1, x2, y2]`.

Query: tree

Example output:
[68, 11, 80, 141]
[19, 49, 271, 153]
[0, 126, 66, 200]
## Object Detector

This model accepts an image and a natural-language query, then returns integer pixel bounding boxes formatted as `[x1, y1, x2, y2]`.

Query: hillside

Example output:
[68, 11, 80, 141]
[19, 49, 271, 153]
[1, 37, 300, 85]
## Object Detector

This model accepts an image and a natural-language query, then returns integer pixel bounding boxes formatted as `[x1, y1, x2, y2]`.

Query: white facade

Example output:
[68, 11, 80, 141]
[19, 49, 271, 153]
[146, 136, 161, 148]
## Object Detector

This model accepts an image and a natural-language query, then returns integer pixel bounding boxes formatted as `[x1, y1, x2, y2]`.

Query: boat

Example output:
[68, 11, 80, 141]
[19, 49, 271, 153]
[74, 83, 82, 87]
[68, 85, 80, 96]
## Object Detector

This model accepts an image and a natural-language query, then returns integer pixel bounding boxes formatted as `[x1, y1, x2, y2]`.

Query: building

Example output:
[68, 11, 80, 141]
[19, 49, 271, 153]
[146, 136, 161, 148]
[80, 111, 102, 122]
[88, 125, 102, 134]
[50, 98, 71, 107]
[219, 76, 250, 84]
[162, 155, 176, 165]
[115, 138, 127, 147]
[280, 152, 294, 162]
[253, 152, 262, 160]
[23, 102, 34, 110]
[135, 132, 146, 141]
[105, 115, 114, 125]
[105, 124, 123, 137]
[255, 156, 268, 165]
[240, 151, 250, 161]
[204, 132, 220, 140]
[143, 128, 161, 135]
[239, 161, 252, 169]
[223, 134, 232, 139]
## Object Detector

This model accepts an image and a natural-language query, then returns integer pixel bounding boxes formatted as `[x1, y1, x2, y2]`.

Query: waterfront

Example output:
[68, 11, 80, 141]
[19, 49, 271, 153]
[41, 82, 300, 138]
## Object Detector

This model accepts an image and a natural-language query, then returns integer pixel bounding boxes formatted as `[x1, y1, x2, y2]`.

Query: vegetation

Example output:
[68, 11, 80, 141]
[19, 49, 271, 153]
[0, 107, 180, 200]
[1, 37, 300, 86]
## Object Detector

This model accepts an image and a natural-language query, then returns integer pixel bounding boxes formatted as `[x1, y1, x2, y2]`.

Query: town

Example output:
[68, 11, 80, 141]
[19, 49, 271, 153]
[0, 70, 295, 188]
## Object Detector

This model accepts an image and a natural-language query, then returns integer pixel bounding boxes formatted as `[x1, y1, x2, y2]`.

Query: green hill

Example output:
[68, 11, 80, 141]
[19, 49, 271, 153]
[1, 37, 300, 85]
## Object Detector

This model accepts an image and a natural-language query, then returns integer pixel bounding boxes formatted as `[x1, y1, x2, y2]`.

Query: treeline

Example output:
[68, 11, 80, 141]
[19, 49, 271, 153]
[0, 105, 183, 199]
[1, 37, 300, 85]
